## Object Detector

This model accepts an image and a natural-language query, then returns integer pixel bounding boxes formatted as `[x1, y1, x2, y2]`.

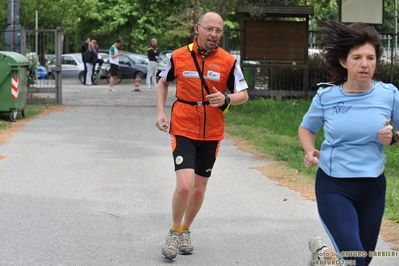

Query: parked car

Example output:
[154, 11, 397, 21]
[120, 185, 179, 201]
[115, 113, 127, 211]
[25, 53, 49, 80]
[45, 54, 55, 66]
[27, 63, 48, 80]
[48, 53, 105, 79]
[160, 50, 173, 58]
[36, 63, 48, 79]
[138, 53, 168, 76]
[140, 53, 169, 72]
[156, 55, 169, 76]
[47, 53, 84, 79]
[102, 53, 148, 79]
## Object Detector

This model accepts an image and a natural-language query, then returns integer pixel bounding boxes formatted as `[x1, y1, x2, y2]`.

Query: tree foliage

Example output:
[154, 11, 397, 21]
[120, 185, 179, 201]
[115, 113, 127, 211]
[1, 0, 398, 54]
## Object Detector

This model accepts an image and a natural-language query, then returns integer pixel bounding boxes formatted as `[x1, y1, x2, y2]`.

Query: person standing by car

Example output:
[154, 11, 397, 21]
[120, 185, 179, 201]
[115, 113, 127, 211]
[84, 41, 97, 86]
[146, 38, 160, 89]
[155, 12, 249, 261]
[109, 40, 123, 92]
[81, 37, 90, 85]
[91, 39, 104, 84]
[298, 20, 399, 266]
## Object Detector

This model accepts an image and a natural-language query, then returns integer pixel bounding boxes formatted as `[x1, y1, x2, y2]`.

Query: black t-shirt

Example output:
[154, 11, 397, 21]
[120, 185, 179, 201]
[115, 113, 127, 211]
[81, 43, 88, 61]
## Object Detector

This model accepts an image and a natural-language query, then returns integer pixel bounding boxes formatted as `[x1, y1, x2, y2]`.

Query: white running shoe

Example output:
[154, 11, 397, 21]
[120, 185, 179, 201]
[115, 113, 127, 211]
[309, 235, 327, 265]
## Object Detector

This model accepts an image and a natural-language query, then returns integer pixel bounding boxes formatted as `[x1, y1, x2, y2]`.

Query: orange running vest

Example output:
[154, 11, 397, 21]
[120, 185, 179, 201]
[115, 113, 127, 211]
[169, 43, 236, 140]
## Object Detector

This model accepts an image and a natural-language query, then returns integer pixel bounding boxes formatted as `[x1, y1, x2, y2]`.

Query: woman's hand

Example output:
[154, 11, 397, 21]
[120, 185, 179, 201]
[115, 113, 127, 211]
[379, 121, 393, 145]
[304, 150, 320, 168]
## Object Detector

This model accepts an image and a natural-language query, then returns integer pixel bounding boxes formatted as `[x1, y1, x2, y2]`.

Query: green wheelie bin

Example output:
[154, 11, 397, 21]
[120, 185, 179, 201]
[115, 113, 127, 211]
[243, 67, 254, 89]
[0, 51, 30, 122]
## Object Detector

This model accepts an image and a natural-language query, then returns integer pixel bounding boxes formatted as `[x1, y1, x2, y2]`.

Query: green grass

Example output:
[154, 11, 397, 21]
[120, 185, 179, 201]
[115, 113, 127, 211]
[225, 98, 399, 224]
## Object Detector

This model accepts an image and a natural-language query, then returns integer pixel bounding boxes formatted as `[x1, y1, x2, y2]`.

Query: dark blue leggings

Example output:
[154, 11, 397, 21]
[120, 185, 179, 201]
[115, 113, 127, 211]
[315, 168, 386, 266]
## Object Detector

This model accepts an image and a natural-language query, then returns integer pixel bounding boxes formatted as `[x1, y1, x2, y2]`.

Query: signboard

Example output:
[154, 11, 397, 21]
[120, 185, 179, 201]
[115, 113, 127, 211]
[242, 20, 308, 62]
[340, 0, 384, 25]
[4, 24, 21, 45]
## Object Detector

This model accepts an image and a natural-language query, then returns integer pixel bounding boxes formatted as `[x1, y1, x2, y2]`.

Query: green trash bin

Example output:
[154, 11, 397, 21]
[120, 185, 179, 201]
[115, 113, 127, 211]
[0, 51, 30, 122]
[243, 67, 253, 89]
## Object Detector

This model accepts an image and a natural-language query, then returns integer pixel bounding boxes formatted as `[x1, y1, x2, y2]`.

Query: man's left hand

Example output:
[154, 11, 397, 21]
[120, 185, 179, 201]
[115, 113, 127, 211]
[206, 87, 225, 107]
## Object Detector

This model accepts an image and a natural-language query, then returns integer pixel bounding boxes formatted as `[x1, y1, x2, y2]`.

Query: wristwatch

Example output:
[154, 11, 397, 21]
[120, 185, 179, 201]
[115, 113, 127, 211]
[390, 129, 398, 145]
[224, 94, 231, 105]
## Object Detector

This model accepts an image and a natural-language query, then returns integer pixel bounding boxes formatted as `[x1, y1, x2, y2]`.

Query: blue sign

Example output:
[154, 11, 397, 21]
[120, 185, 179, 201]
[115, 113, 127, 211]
[4, 24, 21, 45]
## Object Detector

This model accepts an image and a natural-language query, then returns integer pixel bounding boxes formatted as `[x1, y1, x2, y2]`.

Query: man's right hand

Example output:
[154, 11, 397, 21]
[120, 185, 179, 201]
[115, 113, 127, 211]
[156, 114, 169, 132]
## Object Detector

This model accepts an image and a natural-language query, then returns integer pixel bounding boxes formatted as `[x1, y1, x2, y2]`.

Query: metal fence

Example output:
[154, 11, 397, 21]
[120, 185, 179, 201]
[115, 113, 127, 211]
[222, 28, 399, 99]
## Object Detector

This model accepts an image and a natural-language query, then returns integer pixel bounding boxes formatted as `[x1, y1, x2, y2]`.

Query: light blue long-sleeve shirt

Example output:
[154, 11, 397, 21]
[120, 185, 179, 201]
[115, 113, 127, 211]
[301, 81, 399, 178]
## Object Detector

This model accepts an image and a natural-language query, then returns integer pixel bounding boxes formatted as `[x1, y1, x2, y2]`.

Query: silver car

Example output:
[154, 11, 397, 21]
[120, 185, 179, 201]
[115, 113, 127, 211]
[47, 53, 84, 79]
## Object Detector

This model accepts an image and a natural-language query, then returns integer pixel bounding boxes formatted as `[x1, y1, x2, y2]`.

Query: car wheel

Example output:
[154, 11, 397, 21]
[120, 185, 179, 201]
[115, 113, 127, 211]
[48, 72, 55, 80]
[92, 72, 97, 85]
[78, 71, 85, 84]
[136, 71, 145, 79]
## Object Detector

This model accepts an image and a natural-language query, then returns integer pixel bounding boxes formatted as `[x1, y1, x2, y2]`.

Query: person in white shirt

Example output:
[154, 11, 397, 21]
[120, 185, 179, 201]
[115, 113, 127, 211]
[108, 40, 123, 92]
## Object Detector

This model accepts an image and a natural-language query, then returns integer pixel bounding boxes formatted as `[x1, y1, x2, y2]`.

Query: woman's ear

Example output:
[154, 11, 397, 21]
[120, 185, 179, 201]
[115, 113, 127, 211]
[339, 59, 347, 69]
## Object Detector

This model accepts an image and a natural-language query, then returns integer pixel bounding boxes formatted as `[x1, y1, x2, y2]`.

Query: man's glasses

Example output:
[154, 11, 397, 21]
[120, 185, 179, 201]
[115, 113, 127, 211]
[198, 24, 223, 35]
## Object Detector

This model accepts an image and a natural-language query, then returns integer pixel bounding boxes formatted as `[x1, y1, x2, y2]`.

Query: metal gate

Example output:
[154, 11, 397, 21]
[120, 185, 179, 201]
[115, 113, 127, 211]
[20, 27, 62, 104]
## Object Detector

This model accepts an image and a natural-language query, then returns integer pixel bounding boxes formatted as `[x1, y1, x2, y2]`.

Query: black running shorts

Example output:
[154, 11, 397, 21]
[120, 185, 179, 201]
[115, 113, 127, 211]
[171, 135, 220, 177]
[110, 63, 119, 76]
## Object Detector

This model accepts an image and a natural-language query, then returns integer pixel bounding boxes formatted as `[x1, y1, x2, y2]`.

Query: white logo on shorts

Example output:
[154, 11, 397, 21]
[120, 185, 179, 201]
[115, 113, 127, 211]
[175, 155, 183, 165]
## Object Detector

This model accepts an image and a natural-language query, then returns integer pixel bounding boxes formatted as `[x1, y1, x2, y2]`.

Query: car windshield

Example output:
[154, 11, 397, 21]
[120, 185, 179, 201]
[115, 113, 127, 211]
[74, 54, 83, 63]
[102, 56, 110, 63]
[127, 54, 147, 64]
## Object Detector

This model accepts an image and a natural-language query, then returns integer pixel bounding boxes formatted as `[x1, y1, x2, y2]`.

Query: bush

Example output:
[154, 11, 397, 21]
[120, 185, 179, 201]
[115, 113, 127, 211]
[25, 53, 38, 87]
[375, 60, 399, 88]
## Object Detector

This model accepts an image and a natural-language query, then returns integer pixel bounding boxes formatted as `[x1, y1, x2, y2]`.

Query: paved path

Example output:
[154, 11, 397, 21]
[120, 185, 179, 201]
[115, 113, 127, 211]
[0, 81, 397, 265]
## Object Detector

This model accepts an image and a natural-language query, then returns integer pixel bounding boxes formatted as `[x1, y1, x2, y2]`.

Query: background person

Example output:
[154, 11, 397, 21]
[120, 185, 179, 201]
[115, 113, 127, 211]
[155, 11, 249, 261]
[81, 37, 90, 85]
[83, 41, 97, 86]
[298, 20, 399, 266]
[108, 40, 123, 92]
[91, 39, 104, 83]
[146, 38, 160, 89]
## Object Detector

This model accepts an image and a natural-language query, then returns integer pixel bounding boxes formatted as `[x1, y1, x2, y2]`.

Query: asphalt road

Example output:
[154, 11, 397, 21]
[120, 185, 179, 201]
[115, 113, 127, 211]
[0, 80, 397, 265]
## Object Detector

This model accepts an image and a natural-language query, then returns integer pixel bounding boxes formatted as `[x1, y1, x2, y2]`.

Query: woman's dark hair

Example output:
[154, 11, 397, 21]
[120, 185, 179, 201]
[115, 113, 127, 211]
[317, 20, 383, 84]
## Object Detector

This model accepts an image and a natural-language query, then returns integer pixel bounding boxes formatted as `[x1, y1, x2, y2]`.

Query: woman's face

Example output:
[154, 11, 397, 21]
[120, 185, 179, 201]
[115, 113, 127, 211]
[339, 43, 376, 85]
